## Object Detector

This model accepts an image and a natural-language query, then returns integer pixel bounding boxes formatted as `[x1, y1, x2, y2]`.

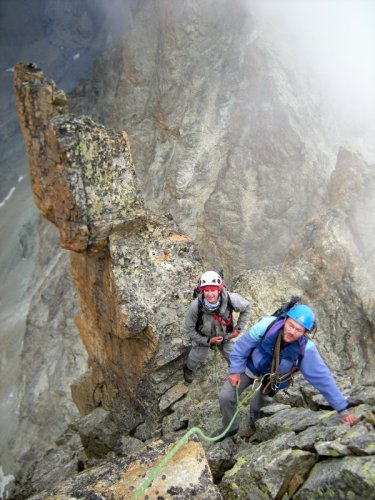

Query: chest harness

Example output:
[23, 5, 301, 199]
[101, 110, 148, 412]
[196, 294, 234, 334]
[251, 318, 307, 395]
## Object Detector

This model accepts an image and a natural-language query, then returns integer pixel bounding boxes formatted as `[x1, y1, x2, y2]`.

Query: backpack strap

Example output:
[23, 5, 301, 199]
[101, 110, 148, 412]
[195, 297, 204, 331]
[218, 292, 234, 333]
[261, 319, 306, 395]
[213, 312, 233, 327]
[195, 293, 234, 332]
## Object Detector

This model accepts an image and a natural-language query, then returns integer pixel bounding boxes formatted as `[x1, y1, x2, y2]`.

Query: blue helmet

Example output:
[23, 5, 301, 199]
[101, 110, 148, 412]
[286, 304, 315, 331]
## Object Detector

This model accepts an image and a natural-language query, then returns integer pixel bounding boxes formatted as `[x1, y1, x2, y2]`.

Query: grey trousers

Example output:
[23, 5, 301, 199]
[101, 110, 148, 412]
[186, 341, 233, 371]
[219, 372, 271, 432]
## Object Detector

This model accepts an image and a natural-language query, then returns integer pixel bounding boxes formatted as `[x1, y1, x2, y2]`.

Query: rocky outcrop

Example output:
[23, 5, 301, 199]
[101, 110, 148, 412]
[30, 436, 222, 499]
[217, 400, 375, 500]
[14, 61, 201, 445]
[17, 379, 375, 499]
[0, 0, 132, 199]
[0, 0, 136, 482]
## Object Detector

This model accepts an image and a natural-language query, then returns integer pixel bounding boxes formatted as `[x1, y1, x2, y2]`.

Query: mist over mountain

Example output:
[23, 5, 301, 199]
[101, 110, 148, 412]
[68, 0, 374, 275]
[0, 0, 374, 497]
[248, 0, 375, 159]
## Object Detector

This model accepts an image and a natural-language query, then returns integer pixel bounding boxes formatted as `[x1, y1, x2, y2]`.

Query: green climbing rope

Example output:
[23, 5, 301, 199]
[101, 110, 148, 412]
[132, 376, 264, 499]
[211, 344, 222, 393]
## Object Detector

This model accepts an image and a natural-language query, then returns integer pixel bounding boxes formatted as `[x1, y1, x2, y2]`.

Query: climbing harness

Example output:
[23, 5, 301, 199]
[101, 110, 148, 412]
[213, 312, 233, 328]
[261, 332, 300, 395]
[260, 306, 318, 396]
[195, 294, 234, 332]
[132, 376, 266, 499]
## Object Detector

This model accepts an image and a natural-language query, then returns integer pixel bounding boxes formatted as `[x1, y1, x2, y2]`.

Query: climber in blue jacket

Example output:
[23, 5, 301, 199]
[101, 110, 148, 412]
[212, 303, 358, 441]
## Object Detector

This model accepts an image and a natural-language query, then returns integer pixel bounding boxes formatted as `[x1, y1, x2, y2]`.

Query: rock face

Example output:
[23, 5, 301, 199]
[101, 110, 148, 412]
[5, 2, 375, 498]
[14, 63, 202, 439]
[9, 219, 87, 470]
[229, 148, 375, 384]
[327, 147, 375, 274]
[69, 0, 341, 277]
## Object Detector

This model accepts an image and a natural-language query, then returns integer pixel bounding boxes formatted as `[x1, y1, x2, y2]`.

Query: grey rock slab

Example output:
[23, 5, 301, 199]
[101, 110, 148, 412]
[293, 456, 375, 500]
[220, 432, 316, 500]
[255, 407, 327, 442]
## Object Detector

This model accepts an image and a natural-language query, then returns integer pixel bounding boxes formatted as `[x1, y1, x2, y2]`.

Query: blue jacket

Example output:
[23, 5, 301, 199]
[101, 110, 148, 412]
[229, 316, 348, 412]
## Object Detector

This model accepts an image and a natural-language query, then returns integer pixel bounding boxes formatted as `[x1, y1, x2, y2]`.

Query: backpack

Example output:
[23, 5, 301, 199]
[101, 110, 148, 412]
[268, 295, 317, 337]
[270, 295, 302, 318]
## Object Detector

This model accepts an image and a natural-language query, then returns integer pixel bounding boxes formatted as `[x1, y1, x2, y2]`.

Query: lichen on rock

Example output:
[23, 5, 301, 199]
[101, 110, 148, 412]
[14, 62, 202, 440]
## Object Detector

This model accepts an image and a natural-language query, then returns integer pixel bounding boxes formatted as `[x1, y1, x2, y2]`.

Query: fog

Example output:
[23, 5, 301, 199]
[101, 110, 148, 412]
[247, 0, 375, 143]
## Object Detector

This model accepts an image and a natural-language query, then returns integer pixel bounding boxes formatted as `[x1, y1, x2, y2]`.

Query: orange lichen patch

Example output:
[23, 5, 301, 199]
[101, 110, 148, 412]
[169, 233, 192, 242]
[155, 251, 172, 262]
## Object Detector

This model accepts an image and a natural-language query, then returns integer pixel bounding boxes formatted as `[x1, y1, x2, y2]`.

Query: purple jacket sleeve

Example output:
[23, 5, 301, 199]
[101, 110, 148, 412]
[299, 342, 348, 412]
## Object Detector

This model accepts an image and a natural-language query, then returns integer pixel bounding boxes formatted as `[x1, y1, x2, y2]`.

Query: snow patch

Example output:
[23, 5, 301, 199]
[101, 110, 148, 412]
[0, 466, 14, 498]
[0, 187, 16, 208]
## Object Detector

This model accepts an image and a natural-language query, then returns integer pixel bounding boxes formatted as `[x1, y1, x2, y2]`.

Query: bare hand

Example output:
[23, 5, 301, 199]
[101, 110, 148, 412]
[340, 413, 359, 426]
[228, 374, 241, 387]
[228, 329, 240, 340]
[210, 336, 224, 345]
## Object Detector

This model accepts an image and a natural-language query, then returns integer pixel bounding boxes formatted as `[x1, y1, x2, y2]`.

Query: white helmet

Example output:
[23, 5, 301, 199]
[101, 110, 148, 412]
[199, 271, 223, 289]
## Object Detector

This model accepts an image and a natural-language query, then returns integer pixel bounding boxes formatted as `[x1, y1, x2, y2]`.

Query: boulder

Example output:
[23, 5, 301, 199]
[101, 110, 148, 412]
[29, 437, 222, 500]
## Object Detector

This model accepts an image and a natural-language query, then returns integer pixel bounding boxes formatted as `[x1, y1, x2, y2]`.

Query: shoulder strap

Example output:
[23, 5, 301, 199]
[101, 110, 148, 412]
[195, 297, 204, 331]
[261, 318, 305, 395]
[227, 292, 234, 312]
[222, 292, 234, 332]
[197, 292, 235, 332]
[263, 317, 280, 336]
[271, 332, 282, 377]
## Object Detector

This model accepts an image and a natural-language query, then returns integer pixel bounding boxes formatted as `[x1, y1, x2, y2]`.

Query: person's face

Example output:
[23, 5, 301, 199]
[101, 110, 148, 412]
[203, 288, 220, 303]
[282, 317, 306, 343]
